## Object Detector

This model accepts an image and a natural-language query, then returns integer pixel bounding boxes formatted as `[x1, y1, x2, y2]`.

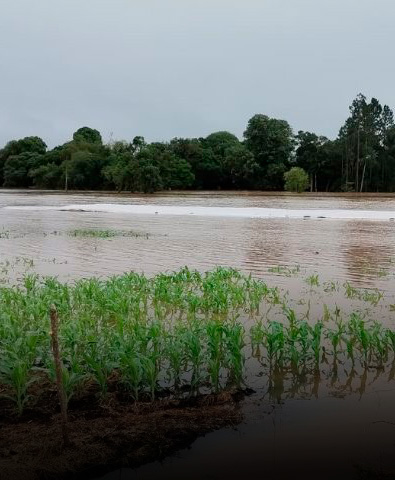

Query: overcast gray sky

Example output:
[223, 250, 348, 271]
[0, 0, 394, 148]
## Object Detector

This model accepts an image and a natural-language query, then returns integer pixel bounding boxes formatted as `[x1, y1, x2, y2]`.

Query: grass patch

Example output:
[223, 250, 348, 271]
[67, 228, 150, 238]
[268, 264, 301, 276]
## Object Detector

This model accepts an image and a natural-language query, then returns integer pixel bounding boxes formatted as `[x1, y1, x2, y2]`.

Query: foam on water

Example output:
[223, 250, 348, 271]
[4, 203, 395, 220]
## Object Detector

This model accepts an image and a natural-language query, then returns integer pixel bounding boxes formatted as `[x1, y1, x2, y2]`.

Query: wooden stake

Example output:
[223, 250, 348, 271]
[50, 304, 70, 447]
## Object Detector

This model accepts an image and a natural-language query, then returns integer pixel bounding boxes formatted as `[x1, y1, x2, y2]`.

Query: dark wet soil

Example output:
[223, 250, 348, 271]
[0, 389, 243, 480]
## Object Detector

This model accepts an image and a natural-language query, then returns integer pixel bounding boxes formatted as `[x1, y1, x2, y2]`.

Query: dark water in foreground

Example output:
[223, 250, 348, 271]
[1, 191, 395, 479]
[101, 389, 395, 480]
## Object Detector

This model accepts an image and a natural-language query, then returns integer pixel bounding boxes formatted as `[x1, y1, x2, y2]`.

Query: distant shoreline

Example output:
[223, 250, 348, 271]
[1, 188, 395, 198]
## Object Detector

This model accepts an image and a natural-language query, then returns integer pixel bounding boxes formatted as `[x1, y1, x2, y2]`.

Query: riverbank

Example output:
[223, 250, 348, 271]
[2, 188, 395, 198]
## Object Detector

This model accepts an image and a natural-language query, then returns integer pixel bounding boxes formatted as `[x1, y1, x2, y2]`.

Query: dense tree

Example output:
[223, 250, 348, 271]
[3, 152, 45, 187]
[244, 115, 294, 189]
[29, 163, 62, 189]
[380, 127, 395, 191]
[132, 136, 146, 153]
[159, 154, 195, 189]
[73, 127, 102, 145]
[170, 138, 203, 163]
[102, 152, 133, 192]
[1, 95, 395, 192]
[0, 136, 47, 185]
[295, 132, 330, 191]
[317, 140, 343, 192]
[130, 157, 163, 193]
[169, 138, 211, 189]
[222, 144, 258, 188]
[339, 94, 394, 192]
[205, 131, 257, 188]
[204, 131, 239, 156]
[65, 151, 106, 190]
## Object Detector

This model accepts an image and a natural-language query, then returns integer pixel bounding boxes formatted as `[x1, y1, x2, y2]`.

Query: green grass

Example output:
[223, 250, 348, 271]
[67, 229, 150, 238]
[343, 282, 383, 305]
[306, 274, 320, 287]
[268, 265, 301, 277]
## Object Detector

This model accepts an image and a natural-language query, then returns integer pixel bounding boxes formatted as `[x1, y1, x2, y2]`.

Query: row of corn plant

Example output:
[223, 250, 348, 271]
[0, 268, 271, 414]
[250, 305, 395, 373]
[0, 267, 394, 415]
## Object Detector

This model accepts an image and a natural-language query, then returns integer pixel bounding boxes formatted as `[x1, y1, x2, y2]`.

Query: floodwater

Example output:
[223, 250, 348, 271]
[1, 190, 395, 289]
[1, 190, 395, 479]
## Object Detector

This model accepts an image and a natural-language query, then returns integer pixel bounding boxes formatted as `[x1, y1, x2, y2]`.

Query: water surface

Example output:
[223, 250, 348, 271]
[1, 190, 395, 289]
[1, 190, 395, 479]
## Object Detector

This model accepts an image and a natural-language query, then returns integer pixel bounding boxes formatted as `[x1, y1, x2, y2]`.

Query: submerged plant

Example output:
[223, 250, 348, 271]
[68, 229, 150, 239]
[306, 274, 320, 288]
[0, 267, 393, 414]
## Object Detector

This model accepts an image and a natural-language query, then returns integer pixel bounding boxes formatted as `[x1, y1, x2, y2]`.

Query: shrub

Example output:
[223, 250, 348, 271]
[284, 167, 309, 193]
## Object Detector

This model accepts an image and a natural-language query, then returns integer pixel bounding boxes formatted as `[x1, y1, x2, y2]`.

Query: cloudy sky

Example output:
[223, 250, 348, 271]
[0, 0, 394, 148]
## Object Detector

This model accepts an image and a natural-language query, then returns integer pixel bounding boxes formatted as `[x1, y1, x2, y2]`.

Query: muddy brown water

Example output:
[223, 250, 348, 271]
[1, 190, 395, 479]
[1, 190, 395, 287]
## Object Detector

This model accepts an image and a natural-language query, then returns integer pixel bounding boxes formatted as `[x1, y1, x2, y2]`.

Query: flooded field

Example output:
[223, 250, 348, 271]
[1, 190, 395, 289]
[1, 190, 395, 479]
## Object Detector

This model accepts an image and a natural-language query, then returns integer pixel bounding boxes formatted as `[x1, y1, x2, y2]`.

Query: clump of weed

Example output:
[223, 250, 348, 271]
[268, 265, 301, 277]
[68, 229, 150, 239]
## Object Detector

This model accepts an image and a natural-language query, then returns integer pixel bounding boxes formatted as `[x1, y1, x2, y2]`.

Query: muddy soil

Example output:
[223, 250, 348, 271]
[0, 389, 243, 480]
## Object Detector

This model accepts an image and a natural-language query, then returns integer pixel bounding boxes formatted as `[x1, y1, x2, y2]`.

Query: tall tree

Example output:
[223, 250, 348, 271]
[202, 131, 241, 188]
[295, 131, 329, 191]
[73, 127, 102, 145]
[3, 152, 46, 187]
[244, 115, 293, 189]
[339, 94, 394, 191]
[379, 126, 395, 191]
[0, 136, 47, 187]
[0, 136, 47, 186]
[65, 151, 106, 190]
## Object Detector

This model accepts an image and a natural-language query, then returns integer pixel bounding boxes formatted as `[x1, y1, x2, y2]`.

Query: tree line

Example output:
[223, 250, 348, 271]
[1, 94, 394, 193]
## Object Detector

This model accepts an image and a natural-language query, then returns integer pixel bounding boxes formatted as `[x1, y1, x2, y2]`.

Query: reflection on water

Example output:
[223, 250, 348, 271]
[341, 220, 395, 282]
[1, 191, 395, 293]
[257, 359, 395, 403]
[100, 362, 395, 480]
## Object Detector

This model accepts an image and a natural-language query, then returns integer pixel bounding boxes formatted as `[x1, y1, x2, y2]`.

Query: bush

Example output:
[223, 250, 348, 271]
[284, 167, 309, 193]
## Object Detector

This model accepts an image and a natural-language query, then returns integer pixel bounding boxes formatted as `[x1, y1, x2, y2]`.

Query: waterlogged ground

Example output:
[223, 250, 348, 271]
[1, 190, 395, 479]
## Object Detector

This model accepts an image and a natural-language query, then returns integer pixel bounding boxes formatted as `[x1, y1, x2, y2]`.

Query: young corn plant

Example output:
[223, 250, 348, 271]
[142, 354, 159, 401]
[120, 349, 144, 402]
[0, 355, 36, 415]
[0, 333, 40, 415]
[224, 324, 245, 388]
[310, 322, 323, 367]
[0, 266, 393, 417]
[207, 323, 224, 393]
[83, 338, 117, 396]
[165, 332, 185, 391]
[185, 329, 204, 394]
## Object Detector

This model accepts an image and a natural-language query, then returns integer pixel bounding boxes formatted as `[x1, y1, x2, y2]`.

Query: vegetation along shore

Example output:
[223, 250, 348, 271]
[1, 94, 395, 194]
